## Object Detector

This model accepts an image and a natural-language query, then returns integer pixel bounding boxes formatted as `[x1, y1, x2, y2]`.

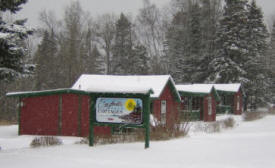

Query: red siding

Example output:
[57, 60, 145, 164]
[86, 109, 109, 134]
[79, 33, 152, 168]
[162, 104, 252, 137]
[61, 94, 79, 136]
[152, 84, 179, 129]
[80, 95, 90, 137]
[19, 93, 110, 137]
[20, 95, 59, 135]
[234, 90, 243, 115]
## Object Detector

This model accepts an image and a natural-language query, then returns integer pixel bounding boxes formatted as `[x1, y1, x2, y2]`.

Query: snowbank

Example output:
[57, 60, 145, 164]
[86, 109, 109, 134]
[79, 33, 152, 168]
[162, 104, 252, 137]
[1, 115, 275, 168]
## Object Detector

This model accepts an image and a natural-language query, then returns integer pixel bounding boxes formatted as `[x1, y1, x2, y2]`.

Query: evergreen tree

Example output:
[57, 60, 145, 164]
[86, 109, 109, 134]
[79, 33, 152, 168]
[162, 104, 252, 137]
[268, 21, 275, 103]
[197, 0, 222, 82]
[270, 21, 275, 71]
[165, 1, 204, 83]
[245, 0, 269, 107]
[0, 0, 33, 81]
[130, 44, 149, 75]
[207, 0, 249, 83]
[164, 11, 186, 83]
[34, 30, 58, 90]
[183, 1, 203, 83]
[112, 13, 133, 74]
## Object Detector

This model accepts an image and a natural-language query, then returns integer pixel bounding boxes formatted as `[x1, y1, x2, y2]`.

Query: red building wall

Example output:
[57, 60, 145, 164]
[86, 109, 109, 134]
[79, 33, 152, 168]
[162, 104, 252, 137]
[20, 95, 59, 135]
[152, 84, 179, 129]
[233, 90, 243, 115]
[80, 95, 90, 137]
[203, 94, 216, 122]
[19, 93, 110, 137]
[61, 94, 79, 136]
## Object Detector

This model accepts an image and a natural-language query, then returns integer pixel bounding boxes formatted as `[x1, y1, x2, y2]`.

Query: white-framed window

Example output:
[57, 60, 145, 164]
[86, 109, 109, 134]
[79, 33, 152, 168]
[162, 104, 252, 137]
[161, 100, 166, 125]
[208, 96, 212, 115]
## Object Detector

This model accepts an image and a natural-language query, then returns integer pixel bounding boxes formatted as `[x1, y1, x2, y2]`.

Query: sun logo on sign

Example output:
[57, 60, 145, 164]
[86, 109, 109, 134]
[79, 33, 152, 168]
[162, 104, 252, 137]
[125, 99, 136, 111]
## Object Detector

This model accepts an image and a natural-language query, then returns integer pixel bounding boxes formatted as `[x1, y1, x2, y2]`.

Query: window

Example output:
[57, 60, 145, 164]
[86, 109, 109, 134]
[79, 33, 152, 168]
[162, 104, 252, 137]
[161, 100, 166, 125]
[208, 96, 212, 115]
[237, 96, 240, 111]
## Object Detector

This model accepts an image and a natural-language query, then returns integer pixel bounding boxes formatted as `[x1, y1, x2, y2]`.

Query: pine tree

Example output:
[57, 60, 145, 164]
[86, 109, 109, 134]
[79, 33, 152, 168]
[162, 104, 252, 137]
[245, 0, 269, 107]
[207, 0, 249, 83]
[34, 30, 58, 90]
[130, 44, 149, 75]
[183, 1, 203, 83]
[165, 1, 204, 83]
[268, 21, 275, 103]
[270, 21, 275, 72]
[0, 0, 33, 82]
[112, 13, 133, 74]
[164, 11, 186, 83]
[197, 0, 222, 82]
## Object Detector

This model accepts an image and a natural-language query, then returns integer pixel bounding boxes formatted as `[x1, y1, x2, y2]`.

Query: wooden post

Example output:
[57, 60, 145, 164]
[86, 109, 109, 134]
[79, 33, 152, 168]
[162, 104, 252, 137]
[18, 97, 21, 135]
[144, 95, 150, 149]
[89, 95, 95, 147]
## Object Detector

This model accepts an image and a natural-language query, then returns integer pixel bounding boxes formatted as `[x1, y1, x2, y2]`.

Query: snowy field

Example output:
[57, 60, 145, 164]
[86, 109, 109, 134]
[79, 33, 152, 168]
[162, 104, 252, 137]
[1, 114, 275, 168]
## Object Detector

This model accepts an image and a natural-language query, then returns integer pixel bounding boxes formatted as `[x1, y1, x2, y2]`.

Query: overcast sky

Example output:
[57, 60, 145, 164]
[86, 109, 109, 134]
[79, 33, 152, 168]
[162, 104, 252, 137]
[16, 0, 275, 28]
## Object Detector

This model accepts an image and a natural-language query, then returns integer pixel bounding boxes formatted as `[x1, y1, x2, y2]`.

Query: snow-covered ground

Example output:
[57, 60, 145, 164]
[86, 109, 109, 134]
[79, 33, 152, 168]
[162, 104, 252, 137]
[1, 115, 275, 168]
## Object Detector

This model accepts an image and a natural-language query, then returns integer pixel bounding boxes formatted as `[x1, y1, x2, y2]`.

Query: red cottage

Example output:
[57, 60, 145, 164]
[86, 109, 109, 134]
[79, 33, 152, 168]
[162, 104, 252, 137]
[214, 84, 244, 115]
[72, 75, 181, 129]
[176, 84, 221, 122]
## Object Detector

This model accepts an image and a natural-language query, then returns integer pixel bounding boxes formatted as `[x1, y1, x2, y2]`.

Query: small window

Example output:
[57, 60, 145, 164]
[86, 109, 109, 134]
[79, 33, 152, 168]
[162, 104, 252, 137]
[161, 100, 166, 114]
[208, 96, 212, 115]
[161, 100, 166, 125]
[237, 96, 240, 111]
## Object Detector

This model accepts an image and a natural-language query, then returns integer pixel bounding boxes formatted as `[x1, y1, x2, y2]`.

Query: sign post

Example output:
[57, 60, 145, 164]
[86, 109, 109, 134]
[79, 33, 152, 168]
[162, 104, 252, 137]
[89, 92, 151, 149]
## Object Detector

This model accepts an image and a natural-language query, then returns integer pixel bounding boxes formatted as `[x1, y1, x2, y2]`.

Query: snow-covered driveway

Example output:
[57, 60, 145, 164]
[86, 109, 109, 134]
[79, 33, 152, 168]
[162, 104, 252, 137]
[1, 115, 275, 168]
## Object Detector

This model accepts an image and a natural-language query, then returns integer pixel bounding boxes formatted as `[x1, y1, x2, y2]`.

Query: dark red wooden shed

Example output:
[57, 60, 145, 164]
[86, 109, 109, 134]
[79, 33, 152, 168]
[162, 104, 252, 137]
[176, 84, 221, 122]
[214, 84, 244, 115]
[7, 89, 111, 137]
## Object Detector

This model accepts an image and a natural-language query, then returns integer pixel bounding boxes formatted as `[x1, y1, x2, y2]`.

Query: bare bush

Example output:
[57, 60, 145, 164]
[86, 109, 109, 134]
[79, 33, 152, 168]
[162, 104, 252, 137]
[210, 122, 221, 132]
[193, 117, 235, 133]
[269, 107, 275, 115]
[223, 117, 235, 128]
[0, 120, 17, 126]
[30, 136, 62, 148]
[243, 111, 266, 121]
[76, 122, 189, 145]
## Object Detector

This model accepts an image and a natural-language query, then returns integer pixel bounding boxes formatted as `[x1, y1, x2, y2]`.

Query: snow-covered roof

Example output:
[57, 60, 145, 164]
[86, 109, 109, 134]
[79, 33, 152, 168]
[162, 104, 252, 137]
[176, 83, 242, 93]
[72, 74, 180, 100]
[213, 84, 241, 93]
[176, 84, 214, 94]
[6, 88, 87, 97]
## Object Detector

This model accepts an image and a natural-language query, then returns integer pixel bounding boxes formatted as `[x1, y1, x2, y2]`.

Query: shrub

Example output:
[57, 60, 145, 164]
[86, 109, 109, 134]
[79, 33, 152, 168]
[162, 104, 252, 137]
[269, 107, 275, 115]
[223, 117, 235, 128]
[30, 136, 62, 148]
[0, 120, 17, 126]
[193, 117, 235, 133]
[243, 111, 266, 121]
[75, 122, 189, 145]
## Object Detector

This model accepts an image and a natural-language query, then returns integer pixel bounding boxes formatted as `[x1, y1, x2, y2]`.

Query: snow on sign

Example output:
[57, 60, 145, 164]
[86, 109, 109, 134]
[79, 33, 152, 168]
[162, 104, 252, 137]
[96, 98, 143, 124]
